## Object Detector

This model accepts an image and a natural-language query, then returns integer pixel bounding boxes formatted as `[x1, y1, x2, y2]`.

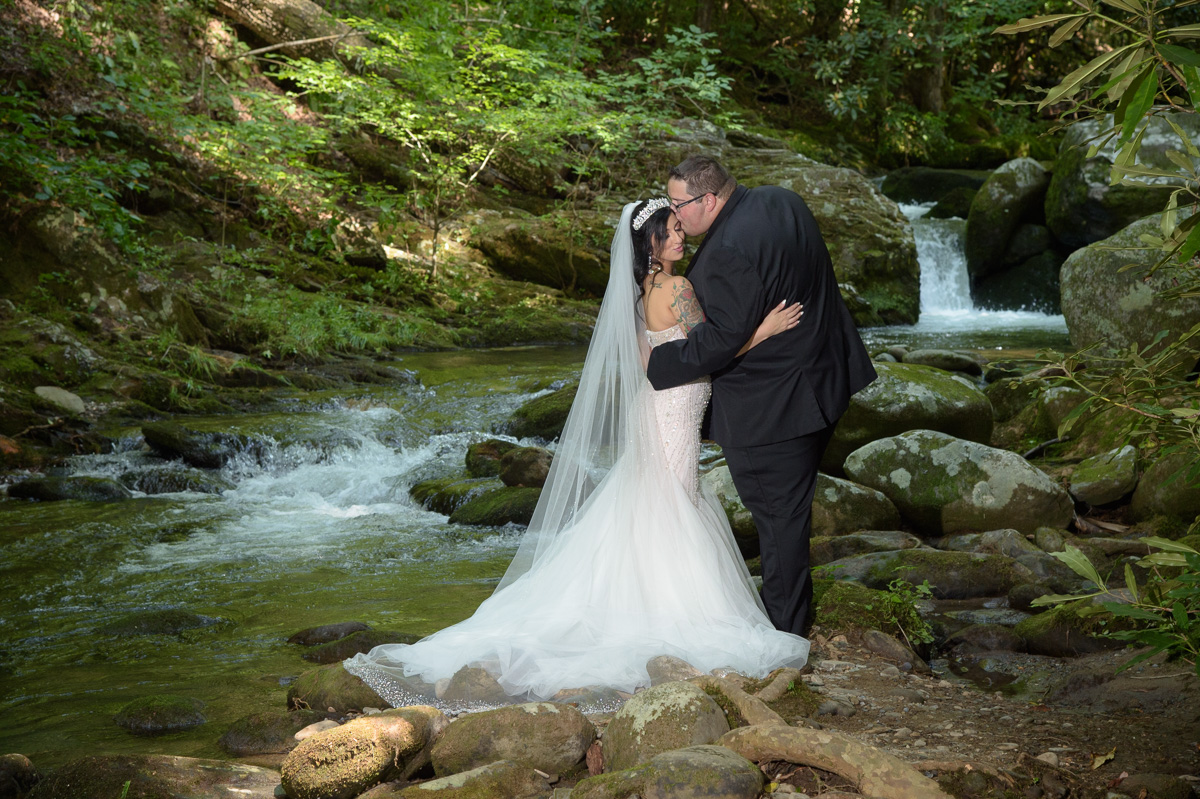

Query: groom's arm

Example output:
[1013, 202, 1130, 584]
[646, 248, 765, 390]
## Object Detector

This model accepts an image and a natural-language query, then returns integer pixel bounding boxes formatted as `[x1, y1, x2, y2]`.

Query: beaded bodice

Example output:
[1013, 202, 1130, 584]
[645, 324, 711, 501]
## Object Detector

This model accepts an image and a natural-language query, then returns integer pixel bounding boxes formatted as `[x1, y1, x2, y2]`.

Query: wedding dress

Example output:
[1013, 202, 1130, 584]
[344, 204, 809, 711]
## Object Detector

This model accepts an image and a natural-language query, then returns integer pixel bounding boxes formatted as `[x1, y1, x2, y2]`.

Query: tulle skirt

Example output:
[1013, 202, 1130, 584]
[344, 446, 809, 711]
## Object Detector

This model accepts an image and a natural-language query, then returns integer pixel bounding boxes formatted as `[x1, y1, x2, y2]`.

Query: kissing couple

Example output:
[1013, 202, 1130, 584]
[346, 155, 877, 709]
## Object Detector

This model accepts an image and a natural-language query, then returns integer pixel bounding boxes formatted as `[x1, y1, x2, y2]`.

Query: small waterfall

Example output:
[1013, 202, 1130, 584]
[900, 203, 972, 313]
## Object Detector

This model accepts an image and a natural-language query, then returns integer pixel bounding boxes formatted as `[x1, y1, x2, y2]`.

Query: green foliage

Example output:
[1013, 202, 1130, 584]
[1032, 540, 1200, 675]
[876, 578, 936, 649]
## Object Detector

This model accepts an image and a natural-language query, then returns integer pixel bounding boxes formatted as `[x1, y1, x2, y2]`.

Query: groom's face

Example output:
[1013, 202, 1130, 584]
[667, 178, 713, 237]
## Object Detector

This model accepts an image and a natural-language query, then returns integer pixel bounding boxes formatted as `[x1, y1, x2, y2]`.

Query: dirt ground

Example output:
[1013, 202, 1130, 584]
[765, 630, 1200, 798]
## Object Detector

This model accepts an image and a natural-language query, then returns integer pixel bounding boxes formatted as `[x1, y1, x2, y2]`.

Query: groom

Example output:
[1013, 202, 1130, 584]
[646, 155, 876, 638]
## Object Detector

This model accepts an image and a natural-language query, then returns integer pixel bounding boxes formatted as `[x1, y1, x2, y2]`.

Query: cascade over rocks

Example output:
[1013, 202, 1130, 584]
[1060, 215, 1200, 365]
[843, 429, 1073, 534]
[822, 362, 994, 474]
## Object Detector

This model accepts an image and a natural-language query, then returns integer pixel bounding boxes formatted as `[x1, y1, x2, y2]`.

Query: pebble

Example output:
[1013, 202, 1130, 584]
[997, 743, 1019, 751]
[816, 660, 861, 673]
[913, 739, 927, 747]
[817, 700, 856, 717]
[295, 720, 340, 740]
[879, 665, 900, 678]
[1036, 752, 1060, 767]
[804, 675, 825, 687]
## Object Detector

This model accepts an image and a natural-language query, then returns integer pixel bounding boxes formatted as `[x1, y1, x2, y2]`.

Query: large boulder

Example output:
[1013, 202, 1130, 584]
[973, 249, 1063, 314]
[1046, 114, 1199, 249]
[729, 154, 920, 325]
[602, 681, 731, 772]
[700, 465, 759, 557]
[810, 530, 923, 566]
[219, 709, 327, 756]
[844, 429, 1073, 535]
[430, 702, 595, 776]
[819, 549, 1032, 599]
[394, 760, 548, 798]
[965, 158, 1049, 284]
[880, 167, 988, 204]
[410, 477, 502, 516]
[498, 446, 552, 488]
[447, 485, 541, 527]
[280, 706, 449, 799]
[465, 439, 517, 478]
[823, 362, 994, 474]
[473, 215, 610, 296]
[573, 745, 763, 799]
[1130, 452, 1200, 522]
[141, 421, 265, 469]
[812, 473, 903, 535]
[27, 755, 279, 799]
[1060, 215, 1200, 366]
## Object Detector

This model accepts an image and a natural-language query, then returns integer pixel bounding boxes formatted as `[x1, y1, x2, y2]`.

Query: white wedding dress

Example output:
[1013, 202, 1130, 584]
[344, 323, 809, 711]
[344, 202, 808, 712]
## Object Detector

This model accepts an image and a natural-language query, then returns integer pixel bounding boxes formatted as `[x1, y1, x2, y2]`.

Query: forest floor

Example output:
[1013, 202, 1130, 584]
[749, 629, 1200, 798]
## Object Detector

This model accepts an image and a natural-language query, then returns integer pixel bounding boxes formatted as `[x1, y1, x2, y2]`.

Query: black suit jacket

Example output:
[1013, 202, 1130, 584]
[646, 184, 877, 448]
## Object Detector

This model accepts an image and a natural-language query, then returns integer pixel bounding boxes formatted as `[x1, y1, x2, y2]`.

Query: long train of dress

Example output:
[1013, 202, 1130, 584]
[343, 324, 809, 711]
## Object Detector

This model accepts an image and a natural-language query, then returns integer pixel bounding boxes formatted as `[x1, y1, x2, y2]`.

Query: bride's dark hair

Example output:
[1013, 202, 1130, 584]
[630, 200, 673, 296]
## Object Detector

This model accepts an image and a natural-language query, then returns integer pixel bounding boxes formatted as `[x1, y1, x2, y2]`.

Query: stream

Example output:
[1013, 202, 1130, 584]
[0, 207, 1072, 766]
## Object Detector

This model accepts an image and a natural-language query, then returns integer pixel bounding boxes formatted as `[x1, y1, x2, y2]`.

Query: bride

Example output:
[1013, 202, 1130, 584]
[345, 199, 811, 710]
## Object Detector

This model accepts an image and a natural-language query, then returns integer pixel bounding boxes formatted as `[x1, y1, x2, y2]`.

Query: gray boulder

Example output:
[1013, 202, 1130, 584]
[843, 430, 1073, 535]
[26, 755, 279, 799]
[902, 349, 983, 376]
[33, 386, 85, 415]
[602, 681, 730, 772]
[700, 465, 758, 557]
[141, 421, 265, 469]
[813, 473, 903, 535]
[430, 702, 595, 776]
[1069, 445, 1138, 506]
[573, 745, 764, 799]
[396, 760, 548, 798]
[823, 362, 994, 473]
[1046, 114, 1199, 249]
[1060, 215, 1200, 365]
[820, 549, 1033, 599]
[965, 158, 1049, 283]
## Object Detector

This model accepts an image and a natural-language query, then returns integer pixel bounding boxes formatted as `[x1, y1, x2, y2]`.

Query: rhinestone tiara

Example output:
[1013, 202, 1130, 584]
[632, 198, 671, 231]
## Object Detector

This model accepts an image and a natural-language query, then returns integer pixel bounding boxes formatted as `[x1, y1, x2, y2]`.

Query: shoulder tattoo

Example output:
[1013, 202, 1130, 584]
[670, 280, 706, 334]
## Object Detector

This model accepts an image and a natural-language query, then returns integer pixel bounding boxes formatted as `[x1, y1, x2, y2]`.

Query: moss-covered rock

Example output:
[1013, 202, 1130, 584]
[573, 744, 763, 799]
[498, 446, 552, 487]
[973, 249, 1063, 315]
[812, 473, 903, 535]
[26, 754, 280, 799]
[901, 349, 983, 376]
[410, 476, 503, 516]
[288, 621, 371, 646]
[1046, 115, 1193, 249]
[965, 158, 1049, 284]
[117, 465, 233, 495]
[823, 362, 993, 474]
[0, 753, 39, 797]
[219, 708, 327, 756]
[820, 549, 1031, 599]
[473, 214, 610, 296]
[1060, 216, 1200, 367]
[448, 485, 541, 527]
[114, 695, 206, 736]
[843, 429, 1073, 535]
[730, 158, 919, 325]
[699, 465, 759, 557]
[465, 439, 517, 478]
[502, 382, 578, 440]
[1069, 445, 1138, 506]
[141, 421, 265, 469]
[287, 663, 386, 714]
[927, 185, 977, 219]
[1131, 452, 1200, 522]
[280, 706, 448, 799]
[302, 630, 422, 664]
[397, 759, 548, 798]
[602, 682, 731, 772]
[430, 702, 596, 776]
[984, 377, 1045, 424]
[8, 475, 132, 502]
[1013, 604, 1124, 657]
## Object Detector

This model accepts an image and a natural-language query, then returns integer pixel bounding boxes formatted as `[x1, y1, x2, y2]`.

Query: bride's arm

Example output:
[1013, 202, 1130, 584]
[735, 300, 803, 355]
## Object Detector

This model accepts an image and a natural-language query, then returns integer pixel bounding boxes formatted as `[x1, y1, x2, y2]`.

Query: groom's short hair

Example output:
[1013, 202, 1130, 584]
[670, 156, 735, 200]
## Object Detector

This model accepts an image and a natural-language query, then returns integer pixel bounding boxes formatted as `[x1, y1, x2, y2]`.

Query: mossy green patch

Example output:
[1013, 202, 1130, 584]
[448, 485, 541, 527]
[503, 382, 578, 440]
[410, 476, 503, 516]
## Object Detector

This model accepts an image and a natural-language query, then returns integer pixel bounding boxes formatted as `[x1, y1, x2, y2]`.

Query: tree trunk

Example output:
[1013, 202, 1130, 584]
[211, 0, 374, 62]
[695, 0, 714, 31]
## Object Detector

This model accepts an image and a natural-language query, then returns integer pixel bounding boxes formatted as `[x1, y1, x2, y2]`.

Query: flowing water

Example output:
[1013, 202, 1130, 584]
[1, 209, 1074, 765]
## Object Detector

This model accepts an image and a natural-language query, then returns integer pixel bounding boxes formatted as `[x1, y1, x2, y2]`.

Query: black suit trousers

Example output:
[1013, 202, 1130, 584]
[721, 426, 835, 637]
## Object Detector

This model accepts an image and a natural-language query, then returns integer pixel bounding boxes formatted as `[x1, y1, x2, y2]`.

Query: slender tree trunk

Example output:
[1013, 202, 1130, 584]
[695, 0, 714, 31]
[211, 0, 374, 62]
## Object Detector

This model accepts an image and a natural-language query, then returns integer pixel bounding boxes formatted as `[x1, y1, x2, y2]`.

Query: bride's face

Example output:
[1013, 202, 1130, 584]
[654, 213, 686, 267]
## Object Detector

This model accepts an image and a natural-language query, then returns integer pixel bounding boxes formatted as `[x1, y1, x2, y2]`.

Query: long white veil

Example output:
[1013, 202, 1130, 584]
[495, 202, 651, 591]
